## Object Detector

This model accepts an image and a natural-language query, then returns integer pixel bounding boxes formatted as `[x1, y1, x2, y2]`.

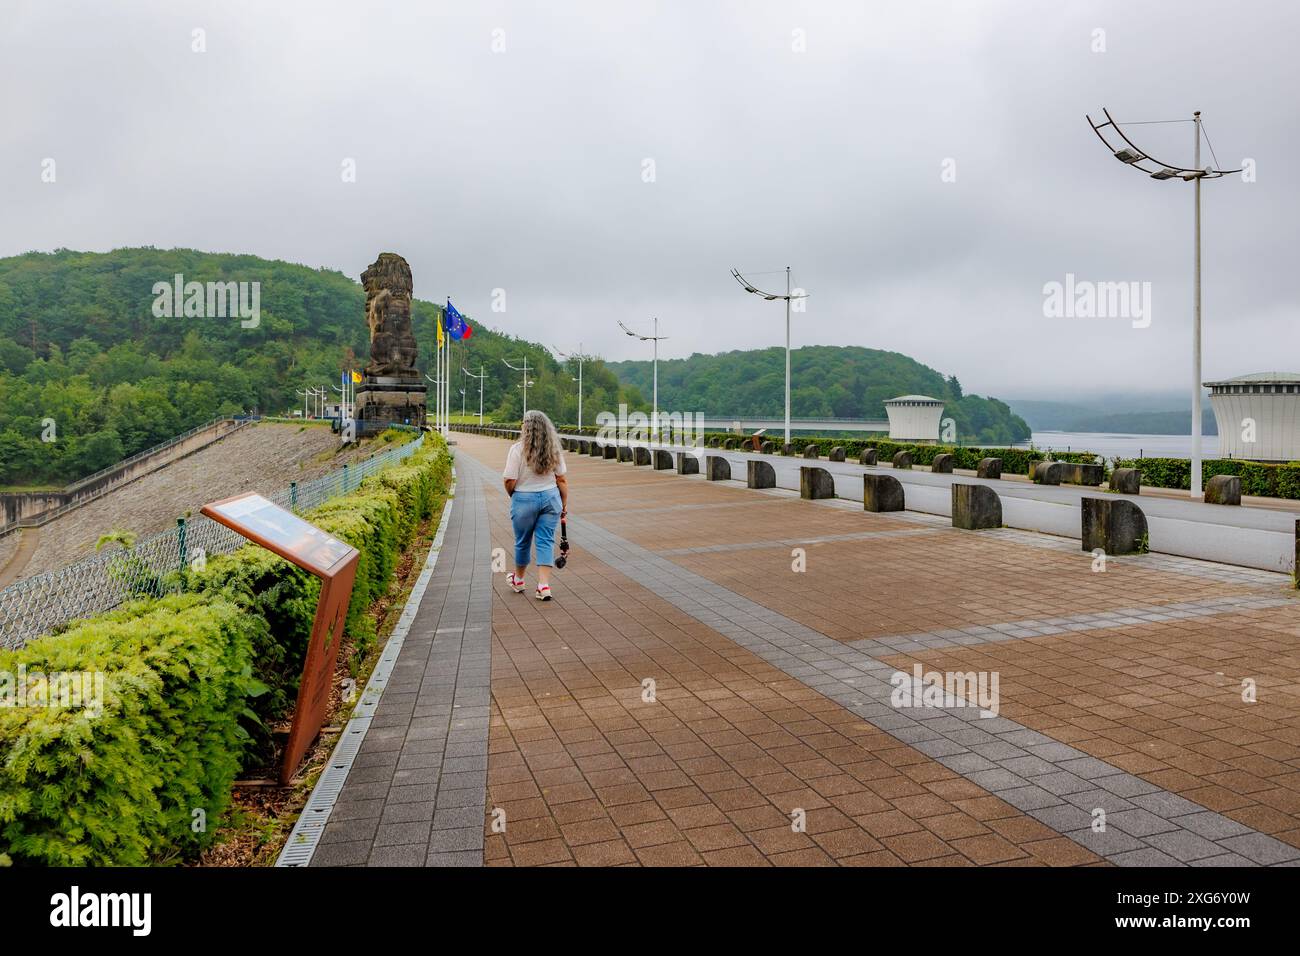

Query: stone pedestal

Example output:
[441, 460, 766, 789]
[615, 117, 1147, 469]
[747, 460, 776, 489]
[1081, 497, 1147, 555]
[977, 458, 1002, 480]
[864, 474, 905, 512]
[801, 466, 835, 500]
[1110, 467, 1141, 494]
[1205, 475, 1242, 505]
[354, 376, 427, 430]
[952, 483, 1001, 530]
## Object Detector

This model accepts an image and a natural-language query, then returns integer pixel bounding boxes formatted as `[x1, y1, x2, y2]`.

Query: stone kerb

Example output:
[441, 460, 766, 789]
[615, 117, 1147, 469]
[864, 474, 905, 512]
[1109, 467, 1141, 494]
[1205, 474, 1242, 506]
[747, 459, 776, 489]
[952, 483, 1002, 530]
[1081, 497, 1148, 555]
[801, 466, 835, 500]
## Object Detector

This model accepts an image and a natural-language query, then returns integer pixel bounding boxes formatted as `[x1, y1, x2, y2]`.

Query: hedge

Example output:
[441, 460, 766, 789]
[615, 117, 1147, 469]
[475, 423, 1096, 475]
[0, 435, 452, 865]
[184, 437, 452, 757]
[0, 594, 264, 865]
[1114, 456, 1300, 499]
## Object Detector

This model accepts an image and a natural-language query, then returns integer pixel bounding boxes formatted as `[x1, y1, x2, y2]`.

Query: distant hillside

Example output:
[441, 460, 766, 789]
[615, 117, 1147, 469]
[607, 345, 1030, 444]
[1006, 399, 1216, 435]
[0, 248, 644, 484]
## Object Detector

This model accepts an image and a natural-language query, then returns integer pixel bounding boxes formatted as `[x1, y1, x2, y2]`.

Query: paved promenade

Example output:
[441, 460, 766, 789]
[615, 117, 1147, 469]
[304, 432, 1300, 867]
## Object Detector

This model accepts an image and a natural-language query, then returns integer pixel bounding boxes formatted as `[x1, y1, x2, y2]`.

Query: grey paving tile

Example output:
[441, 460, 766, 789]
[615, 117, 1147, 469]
[1217, 833, 1300, 865]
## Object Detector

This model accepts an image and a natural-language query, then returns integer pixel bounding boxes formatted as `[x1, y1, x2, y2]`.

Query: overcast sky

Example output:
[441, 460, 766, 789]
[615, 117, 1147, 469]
[3, 0, 1296, 399]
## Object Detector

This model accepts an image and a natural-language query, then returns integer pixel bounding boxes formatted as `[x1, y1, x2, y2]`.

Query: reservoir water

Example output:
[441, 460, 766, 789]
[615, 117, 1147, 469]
[1015, 431, 1220, 461]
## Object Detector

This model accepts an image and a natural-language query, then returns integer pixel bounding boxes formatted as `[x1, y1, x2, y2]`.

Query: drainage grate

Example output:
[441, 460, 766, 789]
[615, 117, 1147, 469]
[276, 478, 458, 867]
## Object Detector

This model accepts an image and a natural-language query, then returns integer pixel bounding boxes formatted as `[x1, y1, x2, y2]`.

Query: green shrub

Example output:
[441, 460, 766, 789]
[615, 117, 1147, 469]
[1114, 456, 1300, 500]
[0, 594, 264, 866]
[184, 437, 451, 760]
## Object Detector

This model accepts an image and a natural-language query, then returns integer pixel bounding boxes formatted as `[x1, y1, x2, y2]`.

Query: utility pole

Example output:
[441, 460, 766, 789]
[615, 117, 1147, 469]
[555, 344, 586, 428]
[503, 357, 532, 414]
[463, 365, 487, 425]
[618, 322, 668, 442]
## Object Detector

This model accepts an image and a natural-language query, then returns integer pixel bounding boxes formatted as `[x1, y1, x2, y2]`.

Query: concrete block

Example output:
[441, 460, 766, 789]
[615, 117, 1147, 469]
[803, 444, 819, 459]
[747, 459, 776, 489]
[634, 446, 651, 466]
[1062, 462, 1104, 486]
[578, 440, 590, 454]
[590, 442, 603, 457]
[616, 446, 633, 462]
[723, 439, 737, 450]
[653, 449, 673, 470]
[976, 457, 1002, 480]
[705, 456, 731, 481]
[603, 444, 618, 460]
[892, 451, 912, 470]
[801, 466, 835, 500]
[1204, 474, 1242, 506]
[1033, 461, 1063, 485]
[760, 441, 775, 454]
[1109, 467, 1141, 494]
[675, 452, 700, 475]
[1081, 497, 1147, 555]
[781, 443, 794, 456]
[860, 448, 878, 466]
[864, 474, 905, 512]
[829, 446, 846, 462]
[952, 483, 1002, 530]
[930, 453, 954, 474]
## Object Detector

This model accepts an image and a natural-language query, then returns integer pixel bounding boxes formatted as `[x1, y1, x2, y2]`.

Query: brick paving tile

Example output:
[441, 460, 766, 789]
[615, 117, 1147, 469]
[449, 434, 1299, 868]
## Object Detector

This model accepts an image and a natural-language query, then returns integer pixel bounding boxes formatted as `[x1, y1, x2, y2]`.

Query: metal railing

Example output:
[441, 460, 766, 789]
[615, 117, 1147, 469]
[0, 432, 426, 649]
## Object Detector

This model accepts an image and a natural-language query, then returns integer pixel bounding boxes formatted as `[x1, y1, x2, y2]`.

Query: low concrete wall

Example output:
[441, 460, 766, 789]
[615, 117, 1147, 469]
[1, 418, 248, 538]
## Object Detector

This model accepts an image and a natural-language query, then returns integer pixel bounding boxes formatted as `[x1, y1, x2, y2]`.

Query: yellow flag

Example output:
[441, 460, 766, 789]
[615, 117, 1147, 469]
[350, 370, 362, 384]
[436, 311, 445, 349]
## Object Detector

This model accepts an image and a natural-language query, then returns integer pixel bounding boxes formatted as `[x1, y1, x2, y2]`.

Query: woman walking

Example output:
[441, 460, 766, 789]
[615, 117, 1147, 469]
[502, 410, 569, 601]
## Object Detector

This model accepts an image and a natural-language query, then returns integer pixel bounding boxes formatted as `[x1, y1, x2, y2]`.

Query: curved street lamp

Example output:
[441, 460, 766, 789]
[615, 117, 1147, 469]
[618, 320, 668, 442]
[1086, 108, 1242, 498]
[732, 267, 809, 445]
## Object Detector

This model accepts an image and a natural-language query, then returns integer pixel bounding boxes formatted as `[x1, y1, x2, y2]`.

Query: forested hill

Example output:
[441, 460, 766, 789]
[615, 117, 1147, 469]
[0, 248, 642, 485]
[607, 346, 1030, 444]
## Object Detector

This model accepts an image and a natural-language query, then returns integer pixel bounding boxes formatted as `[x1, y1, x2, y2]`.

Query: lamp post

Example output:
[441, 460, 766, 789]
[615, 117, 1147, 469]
[463, 365, 486, 426]
[503, 357, 532, 414]
[618, 321, 668, 442]
[555, 344, 587, 429]
[1087, 108, 1241, 499]
[731, 267, 809, 446]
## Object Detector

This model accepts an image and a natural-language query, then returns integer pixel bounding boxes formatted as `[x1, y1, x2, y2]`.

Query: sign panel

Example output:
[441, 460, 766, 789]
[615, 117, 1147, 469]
[201, 492, 360, 784]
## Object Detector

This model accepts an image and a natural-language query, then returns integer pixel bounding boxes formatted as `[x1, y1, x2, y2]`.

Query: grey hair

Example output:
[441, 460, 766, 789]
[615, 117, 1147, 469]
[520, 409, 562, 475]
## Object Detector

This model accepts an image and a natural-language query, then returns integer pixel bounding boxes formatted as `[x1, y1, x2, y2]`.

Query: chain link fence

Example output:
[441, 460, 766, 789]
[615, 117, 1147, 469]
[0, 433, 426, 650]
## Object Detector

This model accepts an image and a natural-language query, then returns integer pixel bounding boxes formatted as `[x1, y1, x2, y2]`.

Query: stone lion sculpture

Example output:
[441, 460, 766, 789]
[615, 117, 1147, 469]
[361, 253, 419, 377]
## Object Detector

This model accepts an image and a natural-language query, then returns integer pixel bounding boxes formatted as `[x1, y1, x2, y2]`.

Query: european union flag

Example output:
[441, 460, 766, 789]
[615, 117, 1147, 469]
[445, 299, 466, 340]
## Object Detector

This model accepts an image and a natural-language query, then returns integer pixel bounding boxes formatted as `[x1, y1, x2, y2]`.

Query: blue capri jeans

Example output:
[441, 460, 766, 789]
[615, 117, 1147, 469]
[510, 488, 562, 567]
